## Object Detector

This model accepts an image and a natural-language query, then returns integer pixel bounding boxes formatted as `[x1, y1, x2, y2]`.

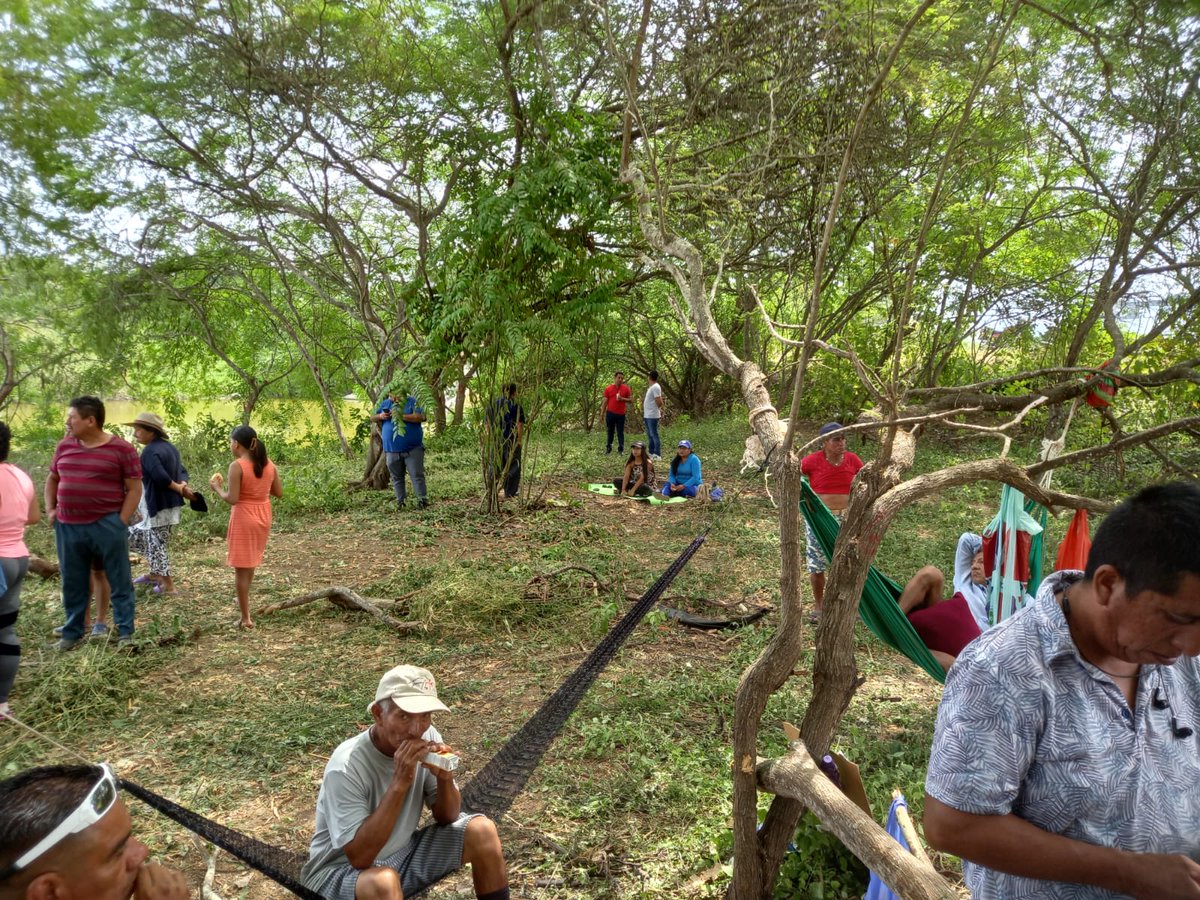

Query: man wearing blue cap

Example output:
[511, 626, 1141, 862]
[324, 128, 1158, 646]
[801, 422, 864, 619]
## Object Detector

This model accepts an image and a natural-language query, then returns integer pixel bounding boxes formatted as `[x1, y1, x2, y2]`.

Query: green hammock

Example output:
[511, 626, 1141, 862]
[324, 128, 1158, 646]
[800, 480, 947, 683]
[1025, 498, 1048, 596]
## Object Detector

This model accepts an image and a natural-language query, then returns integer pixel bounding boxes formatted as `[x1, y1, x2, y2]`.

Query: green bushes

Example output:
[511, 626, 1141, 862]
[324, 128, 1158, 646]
[774, 812, 870, 899]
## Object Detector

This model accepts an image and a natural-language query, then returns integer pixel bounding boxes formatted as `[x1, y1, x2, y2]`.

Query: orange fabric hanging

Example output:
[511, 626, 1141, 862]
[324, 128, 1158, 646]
[1055, 509, 1091, 571]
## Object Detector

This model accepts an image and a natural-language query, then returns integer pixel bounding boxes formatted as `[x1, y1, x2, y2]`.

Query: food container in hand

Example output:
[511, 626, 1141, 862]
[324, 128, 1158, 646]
[423, 750, 460, 772]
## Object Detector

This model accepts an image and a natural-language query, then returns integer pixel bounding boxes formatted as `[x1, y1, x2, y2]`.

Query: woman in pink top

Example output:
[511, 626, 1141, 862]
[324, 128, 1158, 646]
[0, 423, 41, 717]
[210, 425, 282, 630]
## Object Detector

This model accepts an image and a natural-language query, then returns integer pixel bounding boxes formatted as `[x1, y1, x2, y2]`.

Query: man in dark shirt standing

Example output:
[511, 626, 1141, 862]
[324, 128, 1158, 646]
[44, 396, 142, 650]
[490, 384, 526, 499]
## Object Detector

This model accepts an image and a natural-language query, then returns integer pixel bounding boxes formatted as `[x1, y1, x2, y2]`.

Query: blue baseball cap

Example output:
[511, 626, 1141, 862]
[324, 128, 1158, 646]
[677, 439, 692, 449]
[818, 422, 843, 437]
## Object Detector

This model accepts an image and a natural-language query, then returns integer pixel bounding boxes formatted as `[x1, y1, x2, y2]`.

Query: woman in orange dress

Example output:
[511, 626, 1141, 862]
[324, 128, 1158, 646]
[209, 425, 283, 629]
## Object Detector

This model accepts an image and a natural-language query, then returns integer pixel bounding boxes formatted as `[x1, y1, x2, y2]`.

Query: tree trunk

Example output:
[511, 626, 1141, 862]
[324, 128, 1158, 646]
[748, 431, 921, 895]
[727, 453, 809, 900]
[0, 324, 15, 411]
[756, 742, 956, 900]
[432, 370, 448, 433]
[239, 381, 263, 426]
[453, 377, 469, 426]
[315, 381, 352, 458]
[622, 162, 832, 900]
[354, 423, 391, 490]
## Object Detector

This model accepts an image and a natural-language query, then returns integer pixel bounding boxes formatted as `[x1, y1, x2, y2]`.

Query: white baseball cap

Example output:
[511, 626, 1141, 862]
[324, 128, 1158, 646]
[369, 665, 450, 715]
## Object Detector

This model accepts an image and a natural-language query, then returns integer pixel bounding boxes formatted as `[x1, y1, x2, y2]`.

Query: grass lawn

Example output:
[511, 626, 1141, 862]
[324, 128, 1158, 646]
[0, 416, 1102, 898]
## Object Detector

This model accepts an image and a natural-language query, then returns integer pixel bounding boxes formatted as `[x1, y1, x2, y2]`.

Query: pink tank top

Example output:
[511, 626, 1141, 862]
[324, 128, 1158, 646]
[0, 463, 35, 557]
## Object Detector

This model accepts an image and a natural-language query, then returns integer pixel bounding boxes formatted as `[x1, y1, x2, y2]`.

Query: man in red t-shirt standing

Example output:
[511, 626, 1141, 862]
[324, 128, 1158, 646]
[44, 396, 143, 650]
[800, 422, 864, 620]
[600, 371, 632, 455]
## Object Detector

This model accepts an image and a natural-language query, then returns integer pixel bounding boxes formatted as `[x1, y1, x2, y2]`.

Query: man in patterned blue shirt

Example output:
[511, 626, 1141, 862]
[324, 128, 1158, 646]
[925, 481, 1200, 899]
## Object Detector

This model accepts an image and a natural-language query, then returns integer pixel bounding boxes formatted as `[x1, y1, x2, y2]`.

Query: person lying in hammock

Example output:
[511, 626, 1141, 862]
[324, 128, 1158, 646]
[897, 532, 990, 670]
[301, 665, 509, 900]
[0, 763, 189, 899]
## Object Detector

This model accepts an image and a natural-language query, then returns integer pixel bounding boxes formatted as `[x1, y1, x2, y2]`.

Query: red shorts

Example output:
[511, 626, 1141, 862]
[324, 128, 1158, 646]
[907, 592, 982, 658]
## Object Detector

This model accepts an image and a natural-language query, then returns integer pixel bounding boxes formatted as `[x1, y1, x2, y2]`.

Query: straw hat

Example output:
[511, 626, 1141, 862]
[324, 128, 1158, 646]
[124, 412, 169, 439]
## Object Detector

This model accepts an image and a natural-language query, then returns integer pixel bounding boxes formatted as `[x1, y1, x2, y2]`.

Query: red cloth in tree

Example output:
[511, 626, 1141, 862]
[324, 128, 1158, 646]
[982, 526, 1032, 583]
[1055, 509, 1091, 571]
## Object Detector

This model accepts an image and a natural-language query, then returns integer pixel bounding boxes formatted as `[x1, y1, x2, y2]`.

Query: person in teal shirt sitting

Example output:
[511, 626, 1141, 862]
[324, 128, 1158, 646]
[662, 440, 702, 498]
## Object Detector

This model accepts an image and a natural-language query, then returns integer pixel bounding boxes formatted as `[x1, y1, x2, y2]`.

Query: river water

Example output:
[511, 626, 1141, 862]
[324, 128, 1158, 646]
[7, 398, 368, 439]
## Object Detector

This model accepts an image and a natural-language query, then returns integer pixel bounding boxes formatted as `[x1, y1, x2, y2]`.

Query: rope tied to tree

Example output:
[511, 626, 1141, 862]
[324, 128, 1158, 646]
[748, 403, 778, 425]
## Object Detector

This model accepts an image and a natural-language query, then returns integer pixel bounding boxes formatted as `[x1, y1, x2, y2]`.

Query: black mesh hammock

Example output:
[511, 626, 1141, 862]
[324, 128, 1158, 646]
[120, 533, 709, 898]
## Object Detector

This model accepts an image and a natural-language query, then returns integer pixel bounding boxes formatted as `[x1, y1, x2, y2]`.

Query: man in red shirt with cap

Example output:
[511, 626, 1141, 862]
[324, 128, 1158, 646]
[801, 422, 864, 620]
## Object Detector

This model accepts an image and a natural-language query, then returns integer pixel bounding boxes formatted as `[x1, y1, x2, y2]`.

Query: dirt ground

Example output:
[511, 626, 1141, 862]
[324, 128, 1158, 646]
[8, 474, 940, 898]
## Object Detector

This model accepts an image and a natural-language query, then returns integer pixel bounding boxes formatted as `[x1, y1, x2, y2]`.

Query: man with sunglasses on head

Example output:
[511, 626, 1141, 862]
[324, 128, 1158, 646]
[0, 763, 188, 899]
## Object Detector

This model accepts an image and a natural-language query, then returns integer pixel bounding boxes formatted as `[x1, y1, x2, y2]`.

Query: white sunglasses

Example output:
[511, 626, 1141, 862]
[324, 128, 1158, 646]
[9, 764, 119, 873]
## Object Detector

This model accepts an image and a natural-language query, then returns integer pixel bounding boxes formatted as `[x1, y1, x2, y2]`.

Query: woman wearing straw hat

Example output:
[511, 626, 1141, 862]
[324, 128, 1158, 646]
[124, 413, 193, 596]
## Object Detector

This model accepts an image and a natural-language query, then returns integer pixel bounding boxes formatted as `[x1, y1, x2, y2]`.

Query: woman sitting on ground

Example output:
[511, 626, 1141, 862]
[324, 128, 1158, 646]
[661, 439, 702, 498]
[614, 441, 655, 497]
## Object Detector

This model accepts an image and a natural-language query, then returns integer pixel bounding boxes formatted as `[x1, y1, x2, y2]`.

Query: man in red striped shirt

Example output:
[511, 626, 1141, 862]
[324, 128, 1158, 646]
[44, 397, 142, 650]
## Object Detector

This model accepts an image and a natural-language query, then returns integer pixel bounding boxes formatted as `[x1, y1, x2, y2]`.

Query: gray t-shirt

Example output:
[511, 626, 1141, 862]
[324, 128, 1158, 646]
[301, 726, 448, 889]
